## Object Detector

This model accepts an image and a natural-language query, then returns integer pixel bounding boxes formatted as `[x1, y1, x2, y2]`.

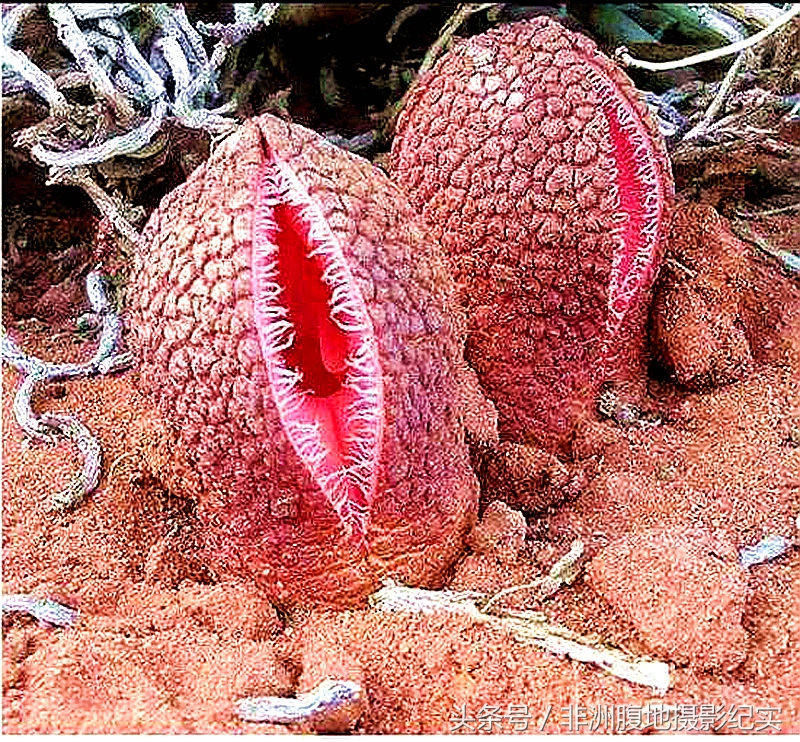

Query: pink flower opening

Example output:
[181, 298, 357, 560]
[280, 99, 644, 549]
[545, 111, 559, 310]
[587, 67, 667, 340]
[251, 157, 384, 548]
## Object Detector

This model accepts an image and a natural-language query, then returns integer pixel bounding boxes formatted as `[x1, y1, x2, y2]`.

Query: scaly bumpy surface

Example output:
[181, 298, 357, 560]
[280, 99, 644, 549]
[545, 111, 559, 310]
[391, 17, 674, 454]
[127, 114, 480, 606]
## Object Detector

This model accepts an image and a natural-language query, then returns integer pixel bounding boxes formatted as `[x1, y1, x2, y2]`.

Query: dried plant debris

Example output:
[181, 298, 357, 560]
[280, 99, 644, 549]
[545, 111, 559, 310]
[370, 538, 671, 696]
[731, 217, 800, 277]
[2, 269, 133, 511]
[2, 3, 278, 241]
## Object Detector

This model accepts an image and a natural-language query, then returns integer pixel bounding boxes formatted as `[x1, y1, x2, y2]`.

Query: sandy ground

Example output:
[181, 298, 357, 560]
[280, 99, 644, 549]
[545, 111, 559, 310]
[3, 253, 800, 734]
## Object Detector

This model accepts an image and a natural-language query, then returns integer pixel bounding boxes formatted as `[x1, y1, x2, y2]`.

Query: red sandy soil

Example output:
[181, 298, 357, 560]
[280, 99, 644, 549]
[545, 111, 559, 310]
[2, 253, 799, 734]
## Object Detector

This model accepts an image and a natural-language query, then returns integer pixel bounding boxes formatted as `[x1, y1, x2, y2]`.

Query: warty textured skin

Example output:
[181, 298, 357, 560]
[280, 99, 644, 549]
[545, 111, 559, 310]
[127, 114, 482, 606]
[391, 17, 675, 454]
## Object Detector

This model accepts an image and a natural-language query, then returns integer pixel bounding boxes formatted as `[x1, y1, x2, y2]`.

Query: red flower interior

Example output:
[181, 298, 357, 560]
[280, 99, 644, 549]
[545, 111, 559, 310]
[251, 158, 384, 548]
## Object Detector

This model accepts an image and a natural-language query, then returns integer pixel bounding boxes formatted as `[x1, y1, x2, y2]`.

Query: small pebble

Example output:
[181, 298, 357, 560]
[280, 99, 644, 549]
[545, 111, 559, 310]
[2, 594, 79, 628]
[236, 678, 366, 733]
[738, 535, 795, 569]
